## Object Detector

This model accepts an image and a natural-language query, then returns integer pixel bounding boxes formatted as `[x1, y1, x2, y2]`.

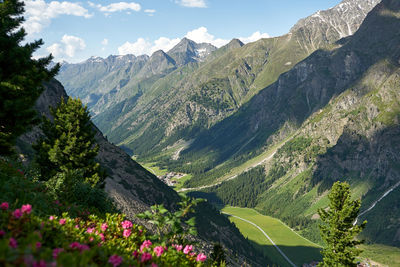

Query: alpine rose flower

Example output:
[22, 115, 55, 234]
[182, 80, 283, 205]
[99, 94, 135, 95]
[53, 248, 64, 259]
[151, 263, 158, 267]
[140, 240, 152, 252]
[36, 242, 42, 249]
[141, 252, 152, 262]
[183, 245, 193, 254]
[49, 215, 55, 220]
[12, 209, 22, 218]
[86, 227, 94, 233]
[1, 202, 9, 210]
[108, 255, 123, 267]
[123, 229, 131, 238]
[196, 253, 207, 262]
[174, 244, 183, 252]
[59, 219, 66, 225]
[21, 204, 32, 214]
[121, 220, 132, 229]
[101, 223, 108, 231]
[0, 230, 5, 237]
[154, 246, 164, 257]
[9, 237, 18, 248]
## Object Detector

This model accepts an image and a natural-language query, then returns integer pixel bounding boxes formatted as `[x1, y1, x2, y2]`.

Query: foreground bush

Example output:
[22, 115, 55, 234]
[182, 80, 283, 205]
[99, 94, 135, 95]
[0, 202, 208, 266]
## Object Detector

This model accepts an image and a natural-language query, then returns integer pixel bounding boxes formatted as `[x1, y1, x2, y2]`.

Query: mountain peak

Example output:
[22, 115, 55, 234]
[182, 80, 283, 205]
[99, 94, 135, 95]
[227, 38, 244, 48]
[290, 0, 381, 41]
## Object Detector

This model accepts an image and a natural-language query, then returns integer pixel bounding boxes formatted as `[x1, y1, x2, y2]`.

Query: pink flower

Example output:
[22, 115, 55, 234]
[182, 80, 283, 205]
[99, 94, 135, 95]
[86, 227, 94, 234]
[101, 223, 108, 231]
[108, 255, 123, 267]
[141, 252, 152, 262]
[81, 245, 89, 251]
[75, 225, 79, 229]
[52, 248, 64, 259]
[132, 250, 139, 258]
[123, 229, 131, 238]
[70, 242, 90, 252]
[21, 204, 32, 214]
[70, 242, 80, 249]
[174, 244, 183, 252]
[121, 220, 132, 229]
[59, 219, 66, 225]
[0, 230, 5, 237]
[196, 253, 207, 262]
[9, 237, 18, 248]
[49, 216, 55, 221]
[12, 209, 22, 219]
[32, 260, 46, 267]
[140, 240, 152, 252]
[154, 246, 164, 257]
[1, 202, 9, 210]
[151, 263, 158, 267]
[89, 237, 94, 242]
[183, 245, 193, 254]
[36, 242, 42, 249]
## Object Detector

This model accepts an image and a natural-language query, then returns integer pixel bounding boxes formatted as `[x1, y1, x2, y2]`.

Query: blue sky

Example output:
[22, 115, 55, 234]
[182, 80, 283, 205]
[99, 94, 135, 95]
[23, 0, 341, 63]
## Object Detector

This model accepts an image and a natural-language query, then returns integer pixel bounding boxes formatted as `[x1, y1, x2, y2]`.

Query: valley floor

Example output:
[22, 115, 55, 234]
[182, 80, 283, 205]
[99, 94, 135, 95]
[221, 206, 400, 267]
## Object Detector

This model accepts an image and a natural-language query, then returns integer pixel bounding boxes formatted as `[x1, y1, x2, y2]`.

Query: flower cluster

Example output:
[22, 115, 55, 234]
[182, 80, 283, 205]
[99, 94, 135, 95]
[0, 202, 208, 266]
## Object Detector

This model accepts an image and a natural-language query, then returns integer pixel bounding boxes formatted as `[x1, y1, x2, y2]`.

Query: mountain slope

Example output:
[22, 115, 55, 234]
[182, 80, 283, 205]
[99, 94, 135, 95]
[17, 79, 269, 266]
[189, 0, 400, 246]
[86, 0, 380, 159]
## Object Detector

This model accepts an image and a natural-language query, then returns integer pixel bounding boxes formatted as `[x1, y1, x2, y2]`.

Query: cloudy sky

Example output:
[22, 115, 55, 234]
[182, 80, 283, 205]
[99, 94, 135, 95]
[23, 0, 341, 63]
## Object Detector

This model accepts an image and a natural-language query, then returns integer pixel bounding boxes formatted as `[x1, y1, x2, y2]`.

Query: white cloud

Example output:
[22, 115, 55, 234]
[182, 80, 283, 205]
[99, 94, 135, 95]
[177, 0, 207, 8]
[89, 1, 141, 14]
[117, 27, 271, 56]
[101, 38, 109, 46]
[144, 9, 156, 16]
[47, 35, 86, 60]
[23, 0, 92, 36]
[118, 37, 180, 56]
[239, 31, 270, 43]
[185, 27, 229, 47]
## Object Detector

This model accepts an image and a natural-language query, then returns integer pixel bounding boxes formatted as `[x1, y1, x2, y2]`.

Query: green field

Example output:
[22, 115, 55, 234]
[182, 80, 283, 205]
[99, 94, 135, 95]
[222, 206, 322, 266]
[139, 162, 169, 176]
[360, 244, 400, 267]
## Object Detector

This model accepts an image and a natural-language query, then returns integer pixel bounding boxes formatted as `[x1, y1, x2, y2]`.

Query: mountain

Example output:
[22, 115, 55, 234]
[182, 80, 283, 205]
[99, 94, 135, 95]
[185, 0, 400, 246]
[167, 37, 217, 65]
[55, 0, 379, 161]
[16, 79, 269, 266]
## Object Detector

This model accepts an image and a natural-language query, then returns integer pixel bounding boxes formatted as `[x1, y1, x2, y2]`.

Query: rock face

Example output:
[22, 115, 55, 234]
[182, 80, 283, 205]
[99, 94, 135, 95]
[192, 0, 400, 246]
[18, 79, 267, 266]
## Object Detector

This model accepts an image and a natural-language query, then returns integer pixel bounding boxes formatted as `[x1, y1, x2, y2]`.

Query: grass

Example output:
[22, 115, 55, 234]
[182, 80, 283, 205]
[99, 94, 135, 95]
[221, 206, 322, 266]
[171, 174, 192, 191]
[212, 135, 293, 185]
[138, 161, 168, 177]
[359, 244, 400, 267]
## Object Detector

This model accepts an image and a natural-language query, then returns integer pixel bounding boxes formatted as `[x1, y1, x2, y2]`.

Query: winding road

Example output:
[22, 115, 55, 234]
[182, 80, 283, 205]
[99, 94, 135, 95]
[222, 212, 297, 267]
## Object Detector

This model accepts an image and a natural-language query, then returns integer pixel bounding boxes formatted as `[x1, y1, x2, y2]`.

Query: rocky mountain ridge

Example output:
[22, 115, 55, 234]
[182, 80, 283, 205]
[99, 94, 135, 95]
[188, 0, 400, 246]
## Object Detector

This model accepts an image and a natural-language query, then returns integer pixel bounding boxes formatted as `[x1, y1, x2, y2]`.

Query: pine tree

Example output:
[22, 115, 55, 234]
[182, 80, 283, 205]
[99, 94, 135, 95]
[0, 0, 59, 155]
[318, 181, 366, 266]
[34, 97, 105, 187]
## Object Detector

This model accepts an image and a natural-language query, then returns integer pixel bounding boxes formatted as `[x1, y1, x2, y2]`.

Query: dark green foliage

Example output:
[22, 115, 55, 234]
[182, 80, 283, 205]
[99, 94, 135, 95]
[210, 243, 226, 266]
[34, 97, 105, 187]
[203, 166, 268, 207]
[277, 136, 312, 158]
[137, 194, 202, 244]
[318, 181, 366, 266]
[0, 0, 59, 155]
